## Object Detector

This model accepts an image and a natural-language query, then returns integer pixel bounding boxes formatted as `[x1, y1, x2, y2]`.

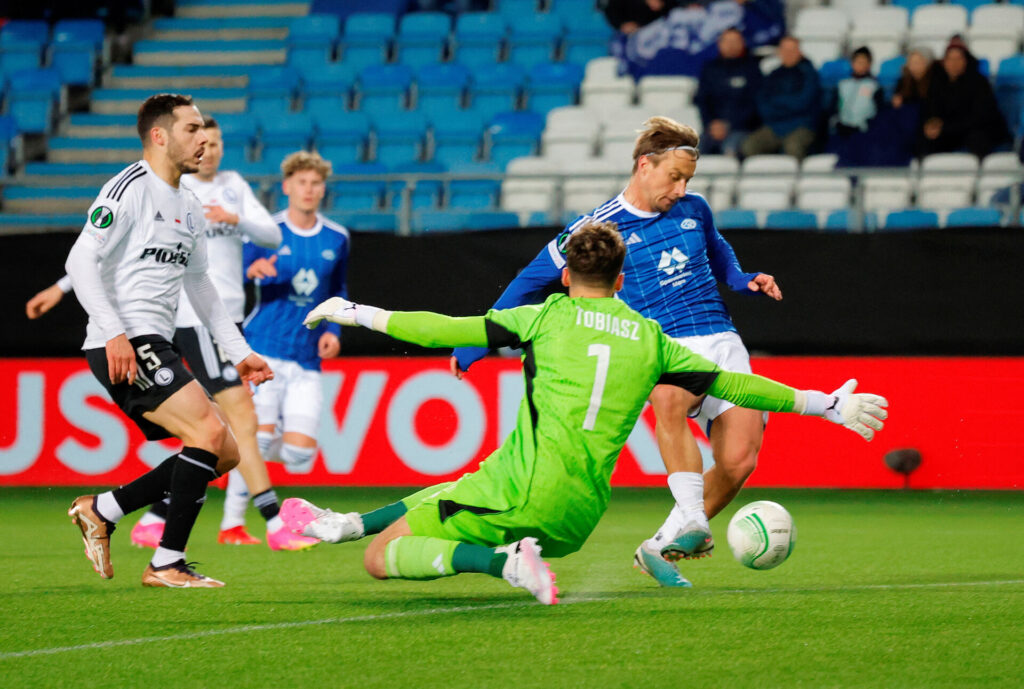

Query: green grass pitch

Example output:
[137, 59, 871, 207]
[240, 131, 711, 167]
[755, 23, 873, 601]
[1, 486, 1022, 689]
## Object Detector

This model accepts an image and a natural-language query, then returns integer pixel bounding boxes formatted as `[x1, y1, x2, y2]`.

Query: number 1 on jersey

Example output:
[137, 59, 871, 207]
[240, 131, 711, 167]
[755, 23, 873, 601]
[583, 343, 610, 430]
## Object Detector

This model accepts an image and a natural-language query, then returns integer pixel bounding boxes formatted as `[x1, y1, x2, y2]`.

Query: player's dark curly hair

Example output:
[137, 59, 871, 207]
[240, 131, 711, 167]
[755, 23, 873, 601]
[136, 93, 195, 144]
[565, 221, 625, 288]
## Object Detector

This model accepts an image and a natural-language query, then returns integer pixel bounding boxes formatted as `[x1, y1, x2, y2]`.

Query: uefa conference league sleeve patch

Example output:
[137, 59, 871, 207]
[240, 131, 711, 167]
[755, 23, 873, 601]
[84, 204, 115, 243]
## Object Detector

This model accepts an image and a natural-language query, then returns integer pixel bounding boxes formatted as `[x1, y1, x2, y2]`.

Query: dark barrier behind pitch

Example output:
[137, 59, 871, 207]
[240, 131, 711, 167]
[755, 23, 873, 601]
[3, 227, 1021, 357]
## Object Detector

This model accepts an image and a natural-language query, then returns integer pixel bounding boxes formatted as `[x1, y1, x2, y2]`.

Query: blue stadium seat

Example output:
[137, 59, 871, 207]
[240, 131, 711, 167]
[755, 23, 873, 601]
[326, 210, 397, 232]
[22, 161, 126, 177]
[763, 209, 819, 230]
[357, 64, 413, 116]
[301, 61, 356, 111]
[818, 59, 852, 91]
[413, 209, 471, 232]
[464, 210, 520, 230]
[495, 0, 539, 19]
[888, 0, 933, 11]
[883, 209, 940, 230]
[0, 115, 18, 173]
[258, 111, 315, 163]
[945, 207, 1002, 227]
[468, 63, 526, 122]
[507, 13, 563, 70]
[487, 110, 545, 167]
[561, 11, 613, 64]
[340, 13, 394, 71]
[53, 19, 105, 51]
[414, 62, 470, 117]
[430, 109, 486, 166]
[313, 109, 371, 164]
[877, 56, 906, 97]
[448, 165, 502, 209]
[372, 110, 428, 166]
[51, 42, 97, 86]
[0, 42, 42, 79]
[714, 209, 758, 229]
[948, 0, 991, 10]
[7, 68, 62, 134]
[248, 65, 300, 116]
[549, 0, 599, 22]
[0, 20, 49, 45]
[395, 12, 450, 67]
[824, 209, 878, 232]
[525, 61, 583, 112]
[288, 14, 341, 69]
[452, 13, 506, 68]
[213, 112, 260, 154]
[995, 55, 1024, 128]
[329, 162, 387, 211]
[386, 161, 445, 210]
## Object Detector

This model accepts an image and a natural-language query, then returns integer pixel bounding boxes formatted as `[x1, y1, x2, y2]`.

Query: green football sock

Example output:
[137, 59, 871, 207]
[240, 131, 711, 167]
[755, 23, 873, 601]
[360, 502, 407, 535]
[383, 537, 508, 580]
[384, 536, 459, 580]
[452, 543, 508, 579]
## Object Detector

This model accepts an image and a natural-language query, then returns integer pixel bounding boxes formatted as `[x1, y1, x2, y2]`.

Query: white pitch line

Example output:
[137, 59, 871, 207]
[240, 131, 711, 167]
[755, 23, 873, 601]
[3, 578, 1022, 661]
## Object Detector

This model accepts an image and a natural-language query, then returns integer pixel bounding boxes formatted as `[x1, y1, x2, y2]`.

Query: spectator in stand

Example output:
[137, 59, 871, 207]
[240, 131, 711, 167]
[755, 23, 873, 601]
[892, 46, 934, 111]
[919, 41, 1009, 159]
[603, 0, 680, 34]
[694, 27, 762, 156]
[740, 36, 820, 160]
[832, 47, 887, 167]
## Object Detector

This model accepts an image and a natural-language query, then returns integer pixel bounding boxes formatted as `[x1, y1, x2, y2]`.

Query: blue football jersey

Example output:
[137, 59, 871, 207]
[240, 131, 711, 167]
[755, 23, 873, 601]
[454, 191, 759, 370]
[243, 212, 349, 370]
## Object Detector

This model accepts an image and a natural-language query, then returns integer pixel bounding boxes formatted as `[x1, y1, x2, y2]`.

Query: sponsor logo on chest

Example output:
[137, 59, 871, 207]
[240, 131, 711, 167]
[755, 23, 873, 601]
[139, 242, 192, 266]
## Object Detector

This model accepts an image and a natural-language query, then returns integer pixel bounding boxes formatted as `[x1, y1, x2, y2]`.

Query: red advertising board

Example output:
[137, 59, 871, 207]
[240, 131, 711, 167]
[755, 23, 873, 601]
[1, 357, 1021, 489]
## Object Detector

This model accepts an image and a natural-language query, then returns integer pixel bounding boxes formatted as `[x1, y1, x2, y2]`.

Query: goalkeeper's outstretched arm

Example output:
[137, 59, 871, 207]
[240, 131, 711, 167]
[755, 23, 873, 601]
[303, 297, 494, 349]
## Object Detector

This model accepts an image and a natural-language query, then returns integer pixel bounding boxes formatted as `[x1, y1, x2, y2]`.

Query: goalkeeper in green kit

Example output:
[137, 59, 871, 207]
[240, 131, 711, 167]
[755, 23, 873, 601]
[283, 222, 888, 605]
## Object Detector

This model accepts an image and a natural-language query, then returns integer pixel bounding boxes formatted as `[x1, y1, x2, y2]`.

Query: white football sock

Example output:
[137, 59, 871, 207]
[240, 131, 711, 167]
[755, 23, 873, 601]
[96, 491, 125, 524]
[220, 470, 250, 531]
[151, 547, 186, 568]
[667, 471, 707, 525]
[649, 505, 686, 548]
[266, 515, 284, 533]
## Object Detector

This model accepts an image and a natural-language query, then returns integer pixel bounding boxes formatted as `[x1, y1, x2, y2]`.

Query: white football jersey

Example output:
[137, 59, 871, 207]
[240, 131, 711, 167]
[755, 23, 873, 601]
[176, 170, 277, 327]
[78, 160, 210, 349]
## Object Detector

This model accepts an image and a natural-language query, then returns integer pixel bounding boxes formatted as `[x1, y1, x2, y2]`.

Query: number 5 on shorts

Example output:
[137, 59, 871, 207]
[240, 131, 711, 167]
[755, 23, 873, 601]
[583, 343, 610, 430]
[137, 343, 162, 371]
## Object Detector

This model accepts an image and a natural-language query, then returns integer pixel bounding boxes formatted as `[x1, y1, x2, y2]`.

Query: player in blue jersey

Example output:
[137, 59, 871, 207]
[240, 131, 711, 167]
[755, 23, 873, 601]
[243, 151, 349, 497]
[452, 116, 790, 588]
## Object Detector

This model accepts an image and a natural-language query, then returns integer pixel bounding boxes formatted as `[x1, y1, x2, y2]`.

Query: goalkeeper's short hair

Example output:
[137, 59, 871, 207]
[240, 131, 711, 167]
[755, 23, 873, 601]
[564, 222, 625, 288]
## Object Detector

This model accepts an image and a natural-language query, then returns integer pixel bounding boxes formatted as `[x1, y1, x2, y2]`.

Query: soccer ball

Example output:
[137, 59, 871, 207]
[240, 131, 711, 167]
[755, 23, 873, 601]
[727, 500, 796, 570]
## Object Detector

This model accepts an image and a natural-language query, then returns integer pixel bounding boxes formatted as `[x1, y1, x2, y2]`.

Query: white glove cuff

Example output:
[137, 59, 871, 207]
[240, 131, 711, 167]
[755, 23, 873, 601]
[796, 390, 831, 416]
[353, 304, 381, 329]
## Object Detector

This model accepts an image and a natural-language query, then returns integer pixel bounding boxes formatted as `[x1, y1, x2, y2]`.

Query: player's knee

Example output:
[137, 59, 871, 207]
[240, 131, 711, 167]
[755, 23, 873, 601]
[719, 443, 760, 485]
[364, 539, 388, 580]
[649, 387, 693, 424]
[188, 411, 229, 454]
[280, 443, 316, 472]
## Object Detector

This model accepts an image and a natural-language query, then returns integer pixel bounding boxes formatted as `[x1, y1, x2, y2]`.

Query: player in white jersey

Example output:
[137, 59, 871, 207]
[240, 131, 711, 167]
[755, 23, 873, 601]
[27, 116, 317, 551]
[63, 94, 273, 588]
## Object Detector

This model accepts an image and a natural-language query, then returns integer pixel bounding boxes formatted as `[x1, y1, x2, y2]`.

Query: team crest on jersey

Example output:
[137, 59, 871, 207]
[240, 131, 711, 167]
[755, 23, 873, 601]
[223, 188, 238, 203]
[658, 247, 689, 276]
[186, 212, 195, 231]
[292, 268, 319, 297]
[90, 206, 114, 229]
[321, 249, 336, 261]
[680, 218, 697, 230]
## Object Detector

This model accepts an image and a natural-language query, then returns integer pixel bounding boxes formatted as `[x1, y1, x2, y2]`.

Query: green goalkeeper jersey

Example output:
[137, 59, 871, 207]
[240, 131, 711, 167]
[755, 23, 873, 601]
[385, 293, 799, 547]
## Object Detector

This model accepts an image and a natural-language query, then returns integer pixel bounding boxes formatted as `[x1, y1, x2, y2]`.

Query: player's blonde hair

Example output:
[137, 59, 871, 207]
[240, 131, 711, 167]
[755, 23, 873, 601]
[631, 116, 700, 173]
[281, 150, 332, 180]
[565, 221, 625, 288]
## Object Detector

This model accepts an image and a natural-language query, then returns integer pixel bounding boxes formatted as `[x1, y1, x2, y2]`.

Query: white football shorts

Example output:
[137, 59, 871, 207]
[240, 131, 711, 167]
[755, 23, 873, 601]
[251, 354, 323, 439]
[672, 330, 767, 433]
